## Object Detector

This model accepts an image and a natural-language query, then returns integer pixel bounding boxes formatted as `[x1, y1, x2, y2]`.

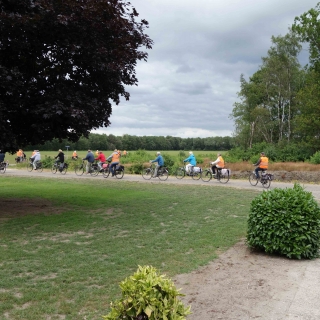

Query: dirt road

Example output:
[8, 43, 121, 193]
[3, 167, 320, 200]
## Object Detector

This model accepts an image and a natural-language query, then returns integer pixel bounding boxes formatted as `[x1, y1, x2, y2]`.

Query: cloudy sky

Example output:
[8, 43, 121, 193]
[93, 0, 317, 138]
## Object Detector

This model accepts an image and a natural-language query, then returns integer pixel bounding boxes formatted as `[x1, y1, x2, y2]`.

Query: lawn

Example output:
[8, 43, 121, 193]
[0, 176, 258, 319]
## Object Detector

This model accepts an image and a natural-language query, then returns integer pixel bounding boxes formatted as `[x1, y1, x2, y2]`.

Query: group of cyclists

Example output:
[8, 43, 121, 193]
[149, 150, 269, 181]
[82, 149, 121, 177]
[1, 148, 269, 182]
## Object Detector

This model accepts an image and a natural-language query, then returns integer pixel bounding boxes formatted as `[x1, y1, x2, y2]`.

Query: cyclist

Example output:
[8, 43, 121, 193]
[95, 151, 106, 172]
[72, 150, 78, 160]
[254, 152, 268, 179]
[211, 153, 225, 178]
[107, 149, 120, 177]
[83, 149, 95, 174]
[150, 152, 164, 178]
[16, 149, 23, 163]
[54, 149, 65, 172]
[30, 150, 41, 170]
[0, 150, 5, 163]
[183, 151, 196, 174]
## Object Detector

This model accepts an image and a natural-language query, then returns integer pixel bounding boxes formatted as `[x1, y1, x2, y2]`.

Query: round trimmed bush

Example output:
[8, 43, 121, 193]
[247, 183, 320, 259]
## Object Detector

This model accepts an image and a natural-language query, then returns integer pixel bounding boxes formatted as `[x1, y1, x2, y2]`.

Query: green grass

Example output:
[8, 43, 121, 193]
[0, 177, 257, 319]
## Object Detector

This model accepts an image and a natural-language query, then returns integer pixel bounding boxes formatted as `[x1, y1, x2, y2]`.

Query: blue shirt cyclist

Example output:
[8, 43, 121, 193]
[150, 152, 164, 178]
[183, 151, 196, 173]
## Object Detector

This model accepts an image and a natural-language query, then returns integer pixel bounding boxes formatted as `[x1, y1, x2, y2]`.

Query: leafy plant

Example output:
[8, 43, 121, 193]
[103, 265, 191, 320]
[247, 183, 320, 259]
[309, 151, 320, 164]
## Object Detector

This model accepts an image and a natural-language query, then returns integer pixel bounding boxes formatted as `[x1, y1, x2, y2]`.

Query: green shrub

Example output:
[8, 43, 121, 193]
[247, 184, 320, 259]
[309, 151, 320, 164]
[128, 163, 144, 174]
[103, 265, 191, 320]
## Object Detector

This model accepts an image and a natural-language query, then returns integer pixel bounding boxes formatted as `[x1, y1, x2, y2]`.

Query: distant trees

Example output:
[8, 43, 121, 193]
[0, 0, 152, 152]
[25, 134, 235, 151]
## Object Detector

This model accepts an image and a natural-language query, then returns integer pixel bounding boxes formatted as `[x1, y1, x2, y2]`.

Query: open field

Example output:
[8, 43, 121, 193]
[4, 150, 320, 172]
[0, 176, 257, 320]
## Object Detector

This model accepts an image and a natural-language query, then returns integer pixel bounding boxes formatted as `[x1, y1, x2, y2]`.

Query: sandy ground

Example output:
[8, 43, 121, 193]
[174, 240, 320, 320]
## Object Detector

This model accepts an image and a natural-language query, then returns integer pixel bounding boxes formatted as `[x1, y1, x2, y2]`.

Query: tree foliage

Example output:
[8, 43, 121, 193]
[0, 0, 153, 152]
[292, 3, 320, 71]
[25, 133, 235, 152]
[231, 32, 304, 149]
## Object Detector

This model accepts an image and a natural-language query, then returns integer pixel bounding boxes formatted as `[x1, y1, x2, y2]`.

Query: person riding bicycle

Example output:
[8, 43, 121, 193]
[95, 151, 106, 172]
[72, 150, 78, 160]
[54, 149, 65, 172]
[30, 150, 41, 170]
[211, 153, 225, 179]
[253, 152, 268, 179]
[107, 149, 120, 177]
[83, 149, 95, 174]
[0, 150, 5, 163]
[183, 151, 196, 174]
[150, 152, 164, 178]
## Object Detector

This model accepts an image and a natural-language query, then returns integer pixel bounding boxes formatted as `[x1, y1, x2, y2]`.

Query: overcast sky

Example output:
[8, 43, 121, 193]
[93, 0, 317, 138]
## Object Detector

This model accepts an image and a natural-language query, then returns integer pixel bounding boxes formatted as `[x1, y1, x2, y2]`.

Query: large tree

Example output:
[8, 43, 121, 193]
[231, 32, 303, 148]
[0, 0, 153, 152]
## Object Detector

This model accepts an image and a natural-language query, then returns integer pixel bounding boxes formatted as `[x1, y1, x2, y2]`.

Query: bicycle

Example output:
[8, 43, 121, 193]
[51, 161, 68, 175]
[75, 160, 99, 176]
[175, 164, 201, 180]
[142, 164, 169, 181]
[0, 161, 7, 174]
[201, 167, 230, 184]
[27, 159, 43, 172]
[249, 170, 273, 189]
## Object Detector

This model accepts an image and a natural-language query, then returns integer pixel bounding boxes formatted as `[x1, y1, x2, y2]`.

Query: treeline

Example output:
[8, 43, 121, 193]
[25, 134, 235, 152]
[231, 4, 320, 151]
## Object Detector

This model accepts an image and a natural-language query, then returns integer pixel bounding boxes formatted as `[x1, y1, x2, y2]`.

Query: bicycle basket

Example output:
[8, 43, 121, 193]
[267, 173, 274, 180]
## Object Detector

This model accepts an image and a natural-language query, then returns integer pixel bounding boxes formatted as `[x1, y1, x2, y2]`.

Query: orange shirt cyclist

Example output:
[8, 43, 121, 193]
[107, 149, 120, 177]
[254, 152, 268, 179]
[211, 153, 225, 177]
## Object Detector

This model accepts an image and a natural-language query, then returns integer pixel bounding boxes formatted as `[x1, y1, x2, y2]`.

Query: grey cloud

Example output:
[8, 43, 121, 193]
[93, 0, 317, 139]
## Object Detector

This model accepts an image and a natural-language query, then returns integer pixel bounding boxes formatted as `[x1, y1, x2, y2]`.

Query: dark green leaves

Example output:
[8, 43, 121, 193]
[247, 183, 320, 259]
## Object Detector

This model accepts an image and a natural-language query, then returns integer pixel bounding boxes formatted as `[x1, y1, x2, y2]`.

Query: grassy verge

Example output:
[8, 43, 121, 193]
[0, 177, 257, 319]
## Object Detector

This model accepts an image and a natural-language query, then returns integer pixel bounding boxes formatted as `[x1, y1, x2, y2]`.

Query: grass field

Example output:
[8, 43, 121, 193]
[0, 176, 258, 319]
[6, 150, 320, 173]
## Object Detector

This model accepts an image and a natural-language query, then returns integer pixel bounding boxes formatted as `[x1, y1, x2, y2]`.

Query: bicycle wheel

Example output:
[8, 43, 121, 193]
[192, 171, 201, 180]
[90, 166, 99, 176]
[75, 165, 84, 176]
[27, 163, 33, 172]
[175, 168, 185, 179]
[142, 168, 153, 180]
[249, 172, 258, 186]
[218, 170, 229, 184]
[0, 164, 6, 174]
[158, 168, 168, 181]
[37, 163, 43, 173]
[51, 164, 57, 174]
[262, 178, 271, 189]
[115, 168, 124, 179]
[102, 168, 110, 178]
[201, 170, 212, 182]
[60, 166, 67, 175]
